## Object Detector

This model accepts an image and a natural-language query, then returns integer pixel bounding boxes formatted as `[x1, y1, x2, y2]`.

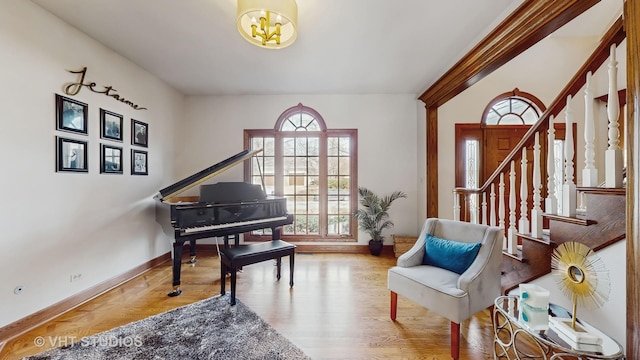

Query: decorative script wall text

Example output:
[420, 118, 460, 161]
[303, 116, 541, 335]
[64, 67, 148, 110]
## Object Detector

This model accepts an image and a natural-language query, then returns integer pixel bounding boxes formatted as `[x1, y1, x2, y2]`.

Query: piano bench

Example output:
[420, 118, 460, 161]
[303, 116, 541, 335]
[220, 240, 295, 305]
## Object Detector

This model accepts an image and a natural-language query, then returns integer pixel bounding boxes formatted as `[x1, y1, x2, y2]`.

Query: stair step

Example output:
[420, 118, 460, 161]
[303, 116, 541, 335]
[516, 232, 552, 245]
[542, 213, 594, 226]
[576, 187, 625, 196]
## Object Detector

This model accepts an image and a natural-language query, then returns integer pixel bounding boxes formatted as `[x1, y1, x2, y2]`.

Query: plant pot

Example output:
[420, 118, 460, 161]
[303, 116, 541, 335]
[368, 239, 383, 256]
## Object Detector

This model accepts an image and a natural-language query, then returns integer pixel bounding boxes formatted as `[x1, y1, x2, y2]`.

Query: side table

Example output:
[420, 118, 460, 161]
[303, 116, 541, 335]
[493, 295, 623, 359]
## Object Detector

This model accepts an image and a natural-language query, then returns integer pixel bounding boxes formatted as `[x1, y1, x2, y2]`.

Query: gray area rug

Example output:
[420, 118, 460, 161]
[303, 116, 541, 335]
[23, 294, 310, 360]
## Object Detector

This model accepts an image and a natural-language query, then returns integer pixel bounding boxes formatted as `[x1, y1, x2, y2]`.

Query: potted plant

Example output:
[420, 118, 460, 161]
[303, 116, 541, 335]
[353, 187, 407, 256]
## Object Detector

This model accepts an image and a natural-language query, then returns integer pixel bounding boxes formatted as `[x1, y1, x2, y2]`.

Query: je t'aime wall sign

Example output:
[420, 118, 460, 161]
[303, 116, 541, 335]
[64, 67, 148, 111]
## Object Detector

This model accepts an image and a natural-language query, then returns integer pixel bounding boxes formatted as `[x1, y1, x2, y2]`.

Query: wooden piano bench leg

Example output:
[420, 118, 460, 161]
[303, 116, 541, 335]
[220, 261, 226, 296]
[230, 268, 237, 306]
[276, 257, 282, 280]
[289, 252, 295, 287]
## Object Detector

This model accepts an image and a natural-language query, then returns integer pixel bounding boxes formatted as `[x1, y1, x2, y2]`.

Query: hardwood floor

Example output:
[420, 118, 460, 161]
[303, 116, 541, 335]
[1, 249, 495, 359]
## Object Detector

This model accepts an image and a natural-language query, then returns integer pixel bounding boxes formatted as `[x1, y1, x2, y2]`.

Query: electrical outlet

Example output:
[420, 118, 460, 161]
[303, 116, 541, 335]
[70, 273, 82, 282]
[14, 285, 24, 295]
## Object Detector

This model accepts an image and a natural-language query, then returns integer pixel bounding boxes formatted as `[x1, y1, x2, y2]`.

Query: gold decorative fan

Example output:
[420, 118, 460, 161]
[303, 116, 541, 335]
[551, 241, 611, 330]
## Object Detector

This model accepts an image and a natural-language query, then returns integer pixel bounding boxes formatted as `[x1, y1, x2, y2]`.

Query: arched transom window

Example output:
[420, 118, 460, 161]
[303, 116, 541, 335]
[483, 88, 544, 125]
[244, 103, 358, 242]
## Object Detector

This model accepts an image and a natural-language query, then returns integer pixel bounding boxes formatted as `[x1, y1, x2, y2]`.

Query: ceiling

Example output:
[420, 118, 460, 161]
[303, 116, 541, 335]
[30, 0, 623, 97]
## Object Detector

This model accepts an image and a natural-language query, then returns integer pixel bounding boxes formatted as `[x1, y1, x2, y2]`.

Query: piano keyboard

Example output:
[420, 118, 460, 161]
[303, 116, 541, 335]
[182, 216, 290, 234]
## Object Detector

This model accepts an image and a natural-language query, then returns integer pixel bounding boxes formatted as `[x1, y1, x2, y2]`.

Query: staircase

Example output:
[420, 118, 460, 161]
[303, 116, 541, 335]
[452, 17, 627, 294]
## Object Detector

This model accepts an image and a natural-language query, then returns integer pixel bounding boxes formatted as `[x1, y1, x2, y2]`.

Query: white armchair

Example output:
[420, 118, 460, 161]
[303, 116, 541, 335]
[388, 218, 504, 360]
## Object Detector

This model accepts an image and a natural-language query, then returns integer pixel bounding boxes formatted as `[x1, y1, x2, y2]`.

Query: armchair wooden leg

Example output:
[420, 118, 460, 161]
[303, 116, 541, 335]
[390, 291, 397, 320]
[450, 321, 460, 360]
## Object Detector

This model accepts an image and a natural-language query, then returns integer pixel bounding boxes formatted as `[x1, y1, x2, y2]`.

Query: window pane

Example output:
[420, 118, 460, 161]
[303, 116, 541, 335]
[522, 108, 539, 124]
[295, 138, 308, 156]
[264, 137, 275, 155]
[328, 157, 339, 175]
[308, 157, 319, 175]
[283, 137, 295, 156]
[339, 157, 350, 175]
[308, 138, 320, 155]
[252, 137, 263, 150]
[308, 176, 319, 194]
[327, 137, 339, 156]
[282, 119, 297, 131]
[499, 114, 523, 125]
[338, 137, 350, 155]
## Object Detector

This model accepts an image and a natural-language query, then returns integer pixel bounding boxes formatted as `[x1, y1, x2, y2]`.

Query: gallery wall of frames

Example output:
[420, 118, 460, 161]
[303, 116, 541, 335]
[54, 94, 149, 175]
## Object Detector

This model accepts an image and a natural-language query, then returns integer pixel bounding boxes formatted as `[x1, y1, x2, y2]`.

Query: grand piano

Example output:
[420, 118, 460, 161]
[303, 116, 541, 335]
[154, 149, 293, 297]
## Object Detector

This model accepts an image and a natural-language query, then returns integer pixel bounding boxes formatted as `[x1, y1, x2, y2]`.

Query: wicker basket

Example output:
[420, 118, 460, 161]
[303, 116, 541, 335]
[392, 235, 419, 258]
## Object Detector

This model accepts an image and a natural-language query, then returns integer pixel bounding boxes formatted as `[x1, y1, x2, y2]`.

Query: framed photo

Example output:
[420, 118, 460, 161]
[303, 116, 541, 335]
[131, 149, 148, 175]
[100, 109, 123, 141]
[131, 119, 148, 147]
[56, 136, 88, 173]
[100, 144, 123, 174]
[56, 94, 88, 135]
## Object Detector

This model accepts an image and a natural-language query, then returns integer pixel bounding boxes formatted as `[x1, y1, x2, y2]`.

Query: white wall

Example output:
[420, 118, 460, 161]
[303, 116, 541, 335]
[0, 1, 183, 327]
[178, 95, 421, 245]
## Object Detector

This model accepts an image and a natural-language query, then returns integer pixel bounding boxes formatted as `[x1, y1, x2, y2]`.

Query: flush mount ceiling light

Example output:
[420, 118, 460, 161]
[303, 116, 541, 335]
[237, 0, 298, 49]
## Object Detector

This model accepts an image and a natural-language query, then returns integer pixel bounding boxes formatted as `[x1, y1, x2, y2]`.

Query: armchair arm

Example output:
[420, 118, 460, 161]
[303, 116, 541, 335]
[457, 226, 504, 313]
[396, 218, 435, 267]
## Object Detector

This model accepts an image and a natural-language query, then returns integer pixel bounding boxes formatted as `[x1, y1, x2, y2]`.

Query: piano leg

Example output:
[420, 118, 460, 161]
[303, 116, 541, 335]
[186, 239, 197, 264]
[168, 240, 184, 297]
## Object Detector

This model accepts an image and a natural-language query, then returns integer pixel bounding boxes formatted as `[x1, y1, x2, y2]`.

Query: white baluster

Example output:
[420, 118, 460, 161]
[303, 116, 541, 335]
[499, 173, 506, 250]
[583, 71, 598, 186]
[546, 120, 558, 215]
[519, 147, 529, 234]
[562, 95, 577, 217]
[531, 132, 543, 238]
[471, 194, 479, 224]
[453, 191, 460, 221]
[481, 192, 487, 225]
[490, 183, 496, 227]
[508, 161, 518, 255]
[605, 43, 623, 187]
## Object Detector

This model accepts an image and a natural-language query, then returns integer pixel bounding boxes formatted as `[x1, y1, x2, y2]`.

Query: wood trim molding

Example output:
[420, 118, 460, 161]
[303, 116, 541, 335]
[0, 252, 171, 344]
[626, 0, 640, 358]
[418, 0, 600, 107]
[426, 106, 438, 217]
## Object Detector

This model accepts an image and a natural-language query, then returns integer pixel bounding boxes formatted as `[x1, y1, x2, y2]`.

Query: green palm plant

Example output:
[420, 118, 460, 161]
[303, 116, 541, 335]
[353, 187, 407, 242]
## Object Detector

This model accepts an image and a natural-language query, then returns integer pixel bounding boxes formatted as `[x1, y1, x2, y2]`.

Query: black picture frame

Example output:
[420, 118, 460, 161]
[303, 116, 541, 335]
[131, 119, 148, 147]
[56, 94, 88, 135]
[100, 108, 123, 141]
[56, 136, 88, 173]
[131, 149, 148, 175]
[100, 143, 123, 174]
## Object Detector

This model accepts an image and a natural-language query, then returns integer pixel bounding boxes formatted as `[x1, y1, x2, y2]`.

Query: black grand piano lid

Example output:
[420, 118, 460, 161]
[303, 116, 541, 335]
[153, 149, 263, 202]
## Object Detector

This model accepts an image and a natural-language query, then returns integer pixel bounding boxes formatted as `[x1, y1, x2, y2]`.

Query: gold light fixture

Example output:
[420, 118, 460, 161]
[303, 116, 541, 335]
[237, 0, 298, 49]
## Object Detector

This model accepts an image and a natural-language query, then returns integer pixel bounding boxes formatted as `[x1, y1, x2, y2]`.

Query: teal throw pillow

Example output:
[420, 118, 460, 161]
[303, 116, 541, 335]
[422, 234, 482, 274]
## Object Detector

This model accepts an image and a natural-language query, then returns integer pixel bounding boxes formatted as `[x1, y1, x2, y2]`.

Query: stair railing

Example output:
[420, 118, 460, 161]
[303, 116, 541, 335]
[453, 17, 626, 246]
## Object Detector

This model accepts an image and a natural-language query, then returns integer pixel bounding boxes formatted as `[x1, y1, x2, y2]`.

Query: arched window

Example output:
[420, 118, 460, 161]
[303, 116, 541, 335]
[482, 88, 545, 125]
[244, 103, 358, 242]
